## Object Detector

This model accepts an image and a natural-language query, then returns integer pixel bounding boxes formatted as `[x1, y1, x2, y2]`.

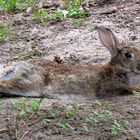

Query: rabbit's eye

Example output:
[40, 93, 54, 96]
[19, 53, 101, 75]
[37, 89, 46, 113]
[124, 52, 132, 58]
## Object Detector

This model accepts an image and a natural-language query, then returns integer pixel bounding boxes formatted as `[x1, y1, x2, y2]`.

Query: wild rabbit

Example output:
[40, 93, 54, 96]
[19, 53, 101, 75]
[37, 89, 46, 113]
[0, 26, 140, 98]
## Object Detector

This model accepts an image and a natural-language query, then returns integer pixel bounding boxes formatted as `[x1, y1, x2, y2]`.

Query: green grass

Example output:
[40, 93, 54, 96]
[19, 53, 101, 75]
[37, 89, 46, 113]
[123, 119, 130, 128]
[0, 23, 7, 43]
[0, 0, 19, 12]
[33, 0, 90, 25]
[0, 23, 15, 44]
[82, 125, 90, 132]
[12, 98, 44, 117]
[41, 118, 52, 126]
[74, 18, 84, 26]
[12, 98, 31, 118]
[32, 98, 44, 113]
[63, 0, 85, 10]
[2, 98, 133, 139]
[59, 121, 75, 130]
[20, 0, 37, 8]
[111, 119, 122, 136]
[65, 0, 90, 18]
[33, 8, 53, 24]
[0, 0, 37, 12]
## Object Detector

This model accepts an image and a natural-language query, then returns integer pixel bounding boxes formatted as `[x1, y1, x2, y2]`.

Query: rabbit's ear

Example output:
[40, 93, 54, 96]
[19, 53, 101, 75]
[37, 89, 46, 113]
[96, 26, 120, 57]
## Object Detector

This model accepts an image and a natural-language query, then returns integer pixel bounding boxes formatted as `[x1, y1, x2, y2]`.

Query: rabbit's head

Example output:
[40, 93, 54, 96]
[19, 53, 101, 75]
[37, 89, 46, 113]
[96, 26, 140, 74]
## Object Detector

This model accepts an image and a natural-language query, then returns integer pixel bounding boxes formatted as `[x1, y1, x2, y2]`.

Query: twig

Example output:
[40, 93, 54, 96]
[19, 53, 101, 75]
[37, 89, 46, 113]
[100, 9, 117, 15]
[0, 128, 8, 133]
[19, 127, 34, 140]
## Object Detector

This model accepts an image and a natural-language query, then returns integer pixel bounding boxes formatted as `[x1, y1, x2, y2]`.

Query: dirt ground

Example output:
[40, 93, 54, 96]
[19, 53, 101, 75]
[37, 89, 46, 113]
[0, 0, 140, 140]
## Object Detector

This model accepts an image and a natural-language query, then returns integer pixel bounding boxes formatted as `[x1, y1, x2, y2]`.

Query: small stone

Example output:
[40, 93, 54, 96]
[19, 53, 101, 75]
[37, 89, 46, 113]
[26, 7, 32, 13]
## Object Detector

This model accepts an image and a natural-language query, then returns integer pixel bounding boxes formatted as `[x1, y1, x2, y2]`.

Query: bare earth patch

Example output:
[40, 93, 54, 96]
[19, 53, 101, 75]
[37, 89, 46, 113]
[0, 0, 140, 139]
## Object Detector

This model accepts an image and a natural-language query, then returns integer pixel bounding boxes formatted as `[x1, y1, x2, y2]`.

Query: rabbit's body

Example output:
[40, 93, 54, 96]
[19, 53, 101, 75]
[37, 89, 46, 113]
[0, 59, 134, 98]
[0, 26, 140, 98]
[43, 63, 129, 98]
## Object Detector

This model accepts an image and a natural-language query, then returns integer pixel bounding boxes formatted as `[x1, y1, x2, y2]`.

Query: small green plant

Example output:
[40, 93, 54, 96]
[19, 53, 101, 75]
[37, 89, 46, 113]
[0, 23, 7, 43]
[12, 99, 27, 110]
[84, 109, 112, 125]
[74, 18, 84, 26]
[42, 118, 51, 126]
[93, 99, 101, 105]
[68, 10, 89, 18]
[0, 0, 19, 12]
[54, 10, 67, 21]
[102, 109, 112, 118]
[0, 0, 37, 12]
[68, 0, 85, 11]
[18, 110, 27, 118]
[124, 119, 130, 128]
[65, 105, 76, 118]
[111, 120, 122, 136]
[32, 98, 44, 113]
[33, 0, 89, 24]
[67, 110, 76, 118]
[77, 104, 87, 109]
[93, 111, 102, 118]
[84, 117, 99, 123]
[17, 0, 37, 10]
[88, 21, 94, 32]
[33, 8, 53, 24]
[67, 0, 90, 18]
[82, 125, 89, 132]
[15, 44, 43, 60]
[0, 23, 15, 43]
[12, 98, 43, 119]
[12, 98, 30, 118]
[59, 121, 75, 130]
[103, 101, 110, 110]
